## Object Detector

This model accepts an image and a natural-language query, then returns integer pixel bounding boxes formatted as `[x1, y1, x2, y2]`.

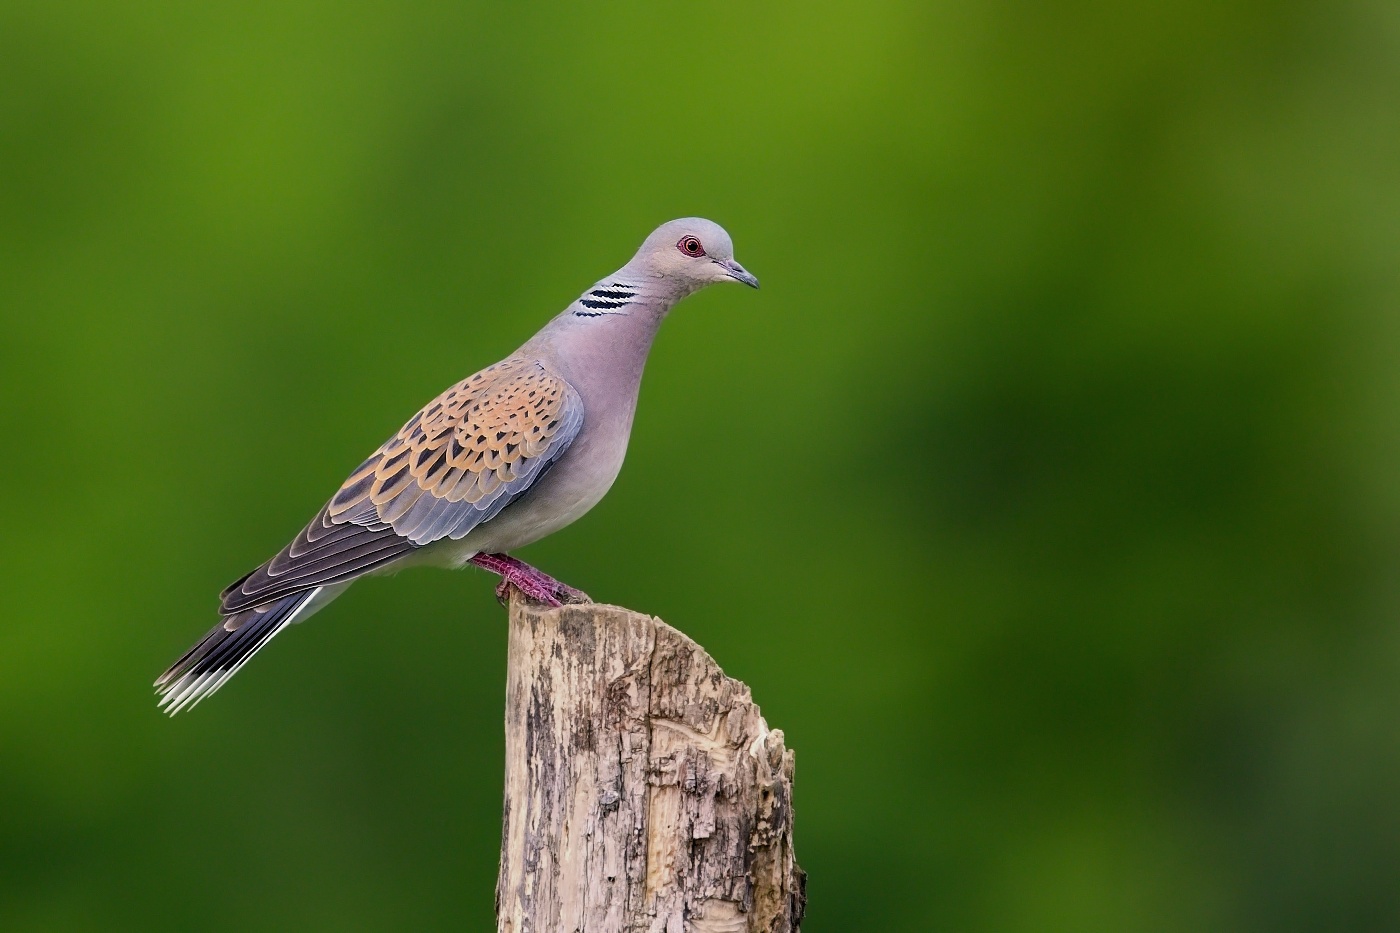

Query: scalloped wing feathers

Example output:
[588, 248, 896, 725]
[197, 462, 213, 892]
[219, 359, 583, 615]
[331, 359, 583, 542]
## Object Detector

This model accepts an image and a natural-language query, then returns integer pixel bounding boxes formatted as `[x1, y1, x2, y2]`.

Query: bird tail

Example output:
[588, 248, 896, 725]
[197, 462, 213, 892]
[155, 586, 327, 715]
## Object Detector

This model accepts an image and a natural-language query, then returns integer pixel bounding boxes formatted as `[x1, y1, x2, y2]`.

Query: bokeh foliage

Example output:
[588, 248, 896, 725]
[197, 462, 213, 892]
[3, 1, 1400, 930]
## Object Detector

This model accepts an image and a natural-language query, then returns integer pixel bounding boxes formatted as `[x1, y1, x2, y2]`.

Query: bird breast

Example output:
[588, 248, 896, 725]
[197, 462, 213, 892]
[435, 406, 633, 563]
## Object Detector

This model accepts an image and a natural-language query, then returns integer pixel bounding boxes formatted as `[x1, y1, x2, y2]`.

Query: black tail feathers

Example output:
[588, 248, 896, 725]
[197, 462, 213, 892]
[154, 588, 318, 715]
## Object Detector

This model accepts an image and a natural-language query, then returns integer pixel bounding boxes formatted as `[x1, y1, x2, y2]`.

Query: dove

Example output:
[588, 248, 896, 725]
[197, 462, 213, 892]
[155, 218, 758, 714]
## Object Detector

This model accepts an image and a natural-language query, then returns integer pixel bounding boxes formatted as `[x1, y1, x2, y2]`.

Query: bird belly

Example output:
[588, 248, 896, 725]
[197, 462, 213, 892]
[480, 462, 620, 552]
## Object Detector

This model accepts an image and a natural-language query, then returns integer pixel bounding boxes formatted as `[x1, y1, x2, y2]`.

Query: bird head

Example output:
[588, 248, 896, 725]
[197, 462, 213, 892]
[628, 218, 760, 292]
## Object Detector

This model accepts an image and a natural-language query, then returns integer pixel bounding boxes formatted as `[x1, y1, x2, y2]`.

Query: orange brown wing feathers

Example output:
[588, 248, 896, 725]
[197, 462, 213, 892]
[221, 359, 583, 614]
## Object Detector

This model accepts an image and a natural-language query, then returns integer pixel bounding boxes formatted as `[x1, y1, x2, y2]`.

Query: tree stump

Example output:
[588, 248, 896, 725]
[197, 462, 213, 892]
[497, 598, 804, 933]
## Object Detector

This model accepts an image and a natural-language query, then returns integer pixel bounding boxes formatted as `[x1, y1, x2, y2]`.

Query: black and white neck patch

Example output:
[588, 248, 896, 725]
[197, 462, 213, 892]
[574, 283, 637, 317]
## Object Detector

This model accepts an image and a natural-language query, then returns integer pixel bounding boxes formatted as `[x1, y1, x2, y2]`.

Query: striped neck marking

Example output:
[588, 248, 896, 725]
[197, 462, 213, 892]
[575, 282, 638, 317]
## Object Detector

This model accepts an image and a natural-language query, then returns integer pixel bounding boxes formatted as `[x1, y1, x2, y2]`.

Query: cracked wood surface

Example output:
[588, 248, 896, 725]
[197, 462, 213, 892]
[497, 599, 804, 933]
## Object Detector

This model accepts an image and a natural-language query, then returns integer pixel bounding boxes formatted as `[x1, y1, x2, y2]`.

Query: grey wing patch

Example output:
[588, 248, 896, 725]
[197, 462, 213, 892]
[220, 507, 414, 614]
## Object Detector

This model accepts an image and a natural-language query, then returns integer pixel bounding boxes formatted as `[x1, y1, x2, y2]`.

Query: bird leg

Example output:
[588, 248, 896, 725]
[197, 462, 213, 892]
[469, 553, 591, 607]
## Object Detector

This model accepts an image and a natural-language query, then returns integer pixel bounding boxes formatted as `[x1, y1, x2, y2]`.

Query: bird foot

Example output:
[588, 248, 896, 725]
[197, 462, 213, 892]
[469, 553, 591, 608]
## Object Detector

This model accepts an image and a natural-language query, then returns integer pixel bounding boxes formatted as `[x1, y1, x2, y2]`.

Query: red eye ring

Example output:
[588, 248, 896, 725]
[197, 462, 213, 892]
[677, 236, 705, 257]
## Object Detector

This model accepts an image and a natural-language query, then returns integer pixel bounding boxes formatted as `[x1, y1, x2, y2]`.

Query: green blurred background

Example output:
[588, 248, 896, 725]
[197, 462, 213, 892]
[3, 1, 1399, 930]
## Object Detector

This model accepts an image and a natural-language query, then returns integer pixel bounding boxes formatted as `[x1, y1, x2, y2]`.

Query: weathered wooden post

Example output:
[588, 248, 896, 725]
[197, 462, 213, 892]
[497, 598, 804, 932]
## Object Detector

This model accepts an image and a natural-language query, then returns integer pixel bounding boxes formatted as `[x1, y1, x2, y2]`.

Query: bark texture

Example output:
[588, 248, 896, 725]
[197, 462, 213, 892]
[497, 599, 804, 933]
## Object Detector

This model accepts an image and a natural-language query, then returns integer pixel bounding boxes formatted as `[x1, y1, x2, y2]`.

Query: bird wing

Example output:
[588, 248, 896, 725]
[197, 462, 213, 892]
[220, 358, 584, 614]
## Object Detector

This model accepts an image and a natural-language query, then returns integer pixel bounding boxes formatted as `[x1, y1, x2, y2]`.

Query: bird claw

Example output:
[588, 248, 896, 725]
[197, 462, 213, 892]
[495, 579, 591, 608]
[555, 582, 592, 605]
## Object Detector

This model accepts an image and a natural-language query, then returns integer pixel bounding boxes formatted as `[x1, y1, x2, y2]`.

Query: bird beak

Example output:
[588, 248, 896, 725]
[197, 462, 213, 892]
[717, 258, 760, 289]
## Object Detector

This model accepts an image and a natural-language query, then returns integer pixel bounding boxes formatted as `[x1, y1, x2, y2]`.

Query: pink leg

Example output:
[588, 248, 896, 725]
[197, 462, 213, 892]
[469, 553, 591, 607]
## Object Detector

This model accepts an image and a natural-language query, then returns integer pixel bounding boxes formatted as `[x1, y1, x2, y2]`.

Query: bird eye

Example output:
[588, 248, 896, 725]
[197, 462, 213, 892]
[677, 236, 705, 257]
